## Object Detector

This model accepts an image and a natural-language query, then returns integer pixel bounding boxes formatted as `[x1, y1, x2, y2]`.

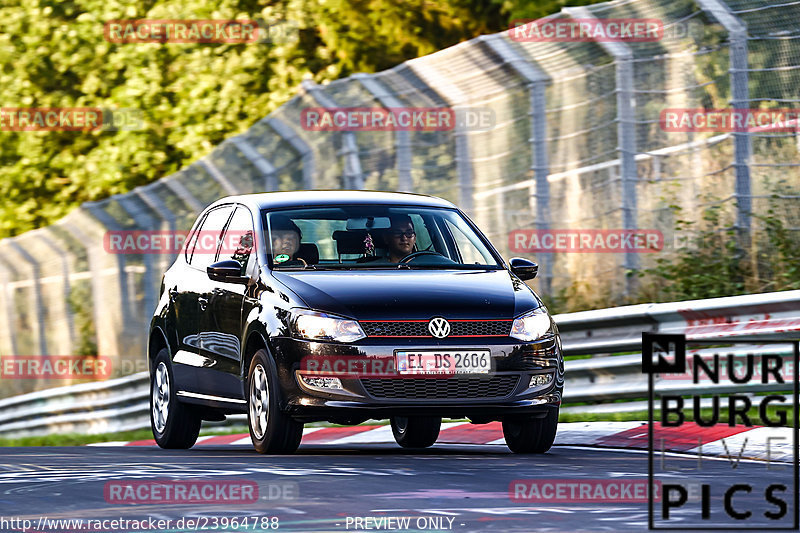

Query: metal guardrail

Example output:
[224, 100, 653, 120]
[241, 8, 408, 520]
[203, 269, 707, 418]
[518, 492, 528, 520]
[557, 289, 800, 356]
[1, 290, 799, 438]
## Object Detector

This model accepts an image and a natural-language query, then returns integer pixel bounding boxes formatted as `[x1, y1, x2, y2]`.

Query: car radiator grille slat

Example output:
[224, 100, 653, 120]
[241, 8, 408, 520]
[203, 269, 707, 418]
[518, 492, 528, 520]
[361, 320, 512, 337]
[360, 375, 519, 400]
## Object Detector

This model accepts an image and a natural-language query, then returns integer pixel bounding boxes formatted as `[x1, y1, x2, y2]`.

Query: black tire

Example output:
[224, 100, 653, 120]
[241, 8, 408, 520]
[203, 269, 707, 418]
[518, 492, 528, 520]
[390, 416, 441, 448]
[150, 348, 202, 449]
[502, 408, 559, 454]
[247, 349, 303, 454]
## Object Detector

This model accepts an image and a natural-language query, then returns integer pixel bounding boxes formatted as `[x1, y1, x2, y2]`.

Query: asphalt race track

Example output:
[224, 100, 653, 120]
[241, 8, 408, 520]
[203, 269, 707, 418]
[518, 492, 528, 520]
[0, 443, 794, 532]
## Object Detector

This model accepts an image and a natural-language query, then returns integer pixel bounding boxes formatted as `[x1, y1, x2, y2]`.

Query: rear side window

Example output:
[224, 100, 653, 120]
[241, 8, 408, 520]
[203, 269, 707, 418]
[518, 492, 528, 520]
[188, 205, 234, 270]
[219, 206, 255, 275]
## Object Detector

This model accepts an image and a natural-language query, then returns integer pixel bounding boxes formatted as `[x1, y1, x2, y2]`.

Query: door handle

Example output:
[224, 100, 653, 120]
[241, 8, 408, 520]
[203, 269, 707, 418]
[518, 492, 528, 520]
[198, 296, 209, 311]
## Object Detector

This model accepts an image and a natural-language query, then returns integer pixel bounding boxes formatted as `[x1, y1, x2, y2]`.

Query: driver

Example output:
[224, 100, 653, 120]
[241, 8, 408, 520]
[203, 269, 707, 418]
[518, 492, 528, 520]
[383, 215, 416, 262]
[270, 215, 306, 266]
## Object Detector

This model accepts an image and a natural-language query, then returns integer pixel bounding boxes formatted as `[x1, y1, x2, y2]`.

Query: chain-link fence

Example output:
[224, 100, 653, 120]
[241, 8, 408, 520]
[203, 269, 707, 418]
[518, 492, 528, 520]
[0, 0, 798, 397]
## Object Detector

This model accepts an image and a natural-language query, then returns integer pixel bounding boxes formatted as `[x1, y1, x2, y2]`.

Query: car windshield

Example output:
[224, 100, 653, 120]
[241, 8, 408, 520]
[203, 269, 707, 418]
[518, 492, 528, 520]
[262, 206, 502, 270]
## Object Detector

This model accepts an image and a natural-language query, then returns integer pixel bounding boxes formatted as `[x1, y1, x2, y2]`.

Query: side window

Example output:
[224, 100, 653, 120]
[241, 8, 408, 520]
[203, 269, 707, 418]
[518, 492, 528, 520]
[184, 213, 207, 263]
[220, 206, 255, 275]
[189, 205, 234, 270]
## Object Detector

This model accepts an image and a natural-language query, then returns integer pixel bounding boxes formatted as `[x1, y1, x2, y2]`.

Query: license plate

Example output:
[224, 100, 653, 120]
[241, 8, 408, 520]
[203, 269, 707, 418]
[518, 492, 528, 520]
[395, 350, 491, 375]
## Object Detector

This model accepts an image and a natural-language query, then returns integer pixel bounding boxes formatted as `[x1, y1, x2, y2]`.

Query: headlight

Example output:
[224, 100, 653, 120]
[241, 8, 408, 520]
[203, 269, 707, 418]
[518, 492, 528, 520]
[510, 308, 553, 342]
[293, 310, 366, 343]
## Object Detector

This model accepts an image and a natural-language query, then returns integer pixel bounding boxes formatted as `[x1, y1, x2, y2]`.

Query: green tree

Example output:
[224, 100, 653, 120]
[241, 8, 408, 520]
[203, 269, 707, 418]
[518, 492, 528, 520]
[1, 0, 593, 238]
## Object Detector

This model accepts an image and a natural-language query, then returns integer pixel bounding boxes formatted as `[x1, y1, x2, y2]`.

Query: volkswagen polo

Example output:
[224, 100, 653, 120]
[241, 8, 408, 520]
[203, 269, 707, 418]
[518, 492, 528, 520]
[148, 191, 564, 454]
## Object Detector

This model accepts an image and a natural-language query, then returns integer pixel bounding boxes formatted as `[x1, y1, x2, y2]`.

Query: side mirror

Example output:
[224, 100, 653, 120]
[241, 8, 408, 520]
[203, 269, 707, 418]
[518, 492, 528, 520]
[509, 257, 538, 281]
[207, 260, 247, 283]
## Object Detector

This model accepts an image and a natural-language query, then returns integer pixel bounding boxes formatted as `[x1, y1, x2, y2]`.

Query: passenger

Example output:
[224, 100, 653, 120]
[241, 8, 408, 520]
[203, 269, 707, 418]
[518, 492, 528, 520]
[383, 215, 417, 262]
[269, 216, 307, 266]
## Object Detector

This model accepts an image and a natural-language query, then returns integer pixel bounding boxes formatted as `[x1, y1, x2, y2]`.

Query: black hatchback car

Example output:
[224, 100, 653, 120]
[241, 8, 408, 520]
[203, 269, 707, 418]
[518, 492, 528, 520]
[148, 191, 564, 454]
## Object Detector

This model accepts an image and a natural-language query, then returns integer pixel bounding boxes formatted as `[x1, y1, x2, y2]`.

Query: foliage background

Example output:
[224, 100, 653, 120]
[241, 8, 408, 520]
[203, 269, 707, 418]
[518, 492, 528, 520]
[0, 0, 600, 238]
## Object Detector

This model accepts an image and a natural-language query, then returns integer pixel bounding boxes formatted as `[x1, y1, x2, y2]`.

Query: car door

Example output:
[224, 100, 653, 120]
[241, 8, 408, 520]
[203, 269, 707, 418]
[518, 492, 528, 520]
[166, 212, 209, 390]
[196, 204, 256, 398]
[177, 204, 234, 394]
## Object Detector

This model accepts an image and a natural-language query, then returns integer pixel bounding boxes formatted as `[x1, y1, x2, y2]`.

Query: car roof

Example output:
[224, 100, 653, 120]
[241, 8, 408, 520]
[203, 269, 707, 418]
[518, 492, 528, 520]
[207, 190, 458, 212]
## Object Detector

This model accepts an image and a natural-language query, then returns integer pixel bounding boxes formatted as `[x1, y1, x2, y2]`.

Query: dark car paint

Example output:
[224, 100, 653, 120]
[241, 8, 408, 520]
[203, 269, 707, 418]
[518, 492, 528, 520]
[148, 191, 563, 423]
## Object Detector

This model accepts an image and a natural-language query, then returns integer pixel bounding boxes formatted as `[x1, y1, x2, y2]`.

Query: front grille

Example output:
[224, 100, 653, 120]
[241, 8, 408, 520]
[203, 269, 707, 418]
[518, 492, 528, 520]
[361, 375, 519, 400]
[361, 320, 512, 338]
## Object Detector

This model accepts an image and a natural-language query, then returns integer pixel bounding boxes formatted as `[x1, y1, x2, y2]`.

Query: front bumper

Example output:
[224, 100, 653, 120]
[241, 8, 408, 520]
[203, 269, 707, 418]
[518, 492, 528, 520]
[269, 335, 565, 422]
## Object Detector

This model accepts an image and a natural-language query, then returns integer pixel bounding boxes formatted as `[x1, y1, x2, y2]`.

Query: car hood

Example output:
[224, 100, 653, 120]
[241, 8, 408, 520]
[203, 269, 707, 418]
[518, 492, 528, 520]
[271, 269, 540, 320]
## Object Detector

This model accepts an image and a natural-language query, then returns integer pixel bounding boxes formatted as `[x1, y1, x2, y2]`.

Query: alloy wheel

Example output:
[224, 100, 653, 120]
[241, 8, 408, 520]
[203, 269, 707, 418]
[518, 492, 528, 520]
[152, 362, 170, 434]
[250, 364, 269, 439]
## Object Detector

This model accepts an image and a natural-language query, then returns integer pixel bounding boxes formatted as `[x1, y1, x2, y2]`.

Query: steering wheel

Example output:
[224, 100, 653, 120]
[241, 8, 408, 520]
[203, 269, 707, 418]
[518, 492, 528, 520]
[398, 250, 444, 264]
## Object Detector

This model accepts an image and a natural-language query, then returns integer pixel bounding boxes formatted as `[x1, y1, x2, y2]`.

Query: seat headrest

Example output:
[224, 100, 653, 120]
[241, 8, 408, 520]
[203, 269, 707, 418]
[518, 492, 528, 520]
[332, 230, 386, 255]
[296, 243, 319, 264]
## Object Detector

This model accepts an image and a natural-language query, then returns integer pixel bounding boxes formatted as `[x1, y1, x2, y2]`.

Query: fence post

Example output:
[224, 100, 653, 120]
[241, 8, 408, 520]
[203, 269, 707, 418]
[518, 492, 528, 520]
[117, 195, 159, 340]
[163, 178, 204, 213]
[301, 80, 364, 190]
[353, 73, 413, 192]
[136, 186, 178, 276]
[266, 117, 316, 189]
[84, 202, 133, 326]
[697, 0, 751, 238]
[0, 260, 18, 356]
[61, 216, 117, 358]
[409, 60, 474, 213]
[197, 160, 240, 196]
[6, 241, 47, 356]
[480, 34, 553, 295]
[229, 136, 278, 192]
[36, 231, 76, 351]
[567, 6, 639, 296]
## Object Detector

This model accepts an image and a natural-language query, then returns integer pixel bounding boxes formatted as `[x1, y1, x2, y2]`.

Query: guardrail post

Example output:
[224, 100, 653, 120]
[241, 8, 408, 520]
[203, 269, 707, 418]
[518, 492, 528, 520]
[353, 73, 414, 192]
[266, 117, 316, 189]
[302, 80, 364, 190]
[696, 0, 751, 239]
[567, 7, 639, 296]
[228, 136, 278, 192]
[6, 241, 47, 356]
[480, 34, 553, 295]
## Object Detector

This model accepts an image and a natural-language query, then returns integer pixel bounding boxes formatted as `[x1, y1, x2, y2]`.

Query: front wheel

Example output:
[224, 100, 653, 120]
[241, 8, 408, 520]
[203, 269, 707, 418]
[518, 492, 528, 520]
[391, 416, 441, 448]
[150, 349, 202, 449]
[247, 349, 304, 454]
[502, 408, 559, 454]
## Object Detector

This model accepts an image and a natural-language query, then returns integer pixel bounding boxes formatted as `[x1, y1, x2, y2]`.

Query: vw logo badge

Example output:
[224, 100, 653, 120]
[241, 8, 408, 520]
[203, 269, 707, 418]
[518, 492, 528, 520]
[428, 317, 451, 338]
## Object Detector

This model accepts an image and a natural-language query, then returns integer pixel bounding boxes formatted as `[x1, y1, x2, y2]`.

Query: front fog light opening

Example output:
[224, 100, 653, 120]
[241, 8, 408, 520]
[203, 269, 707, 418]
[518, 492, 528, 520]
[300, 375, 343, 391]
[529, 374, 553, 388]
